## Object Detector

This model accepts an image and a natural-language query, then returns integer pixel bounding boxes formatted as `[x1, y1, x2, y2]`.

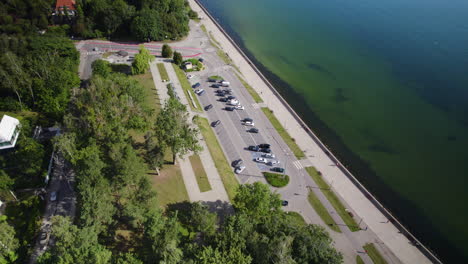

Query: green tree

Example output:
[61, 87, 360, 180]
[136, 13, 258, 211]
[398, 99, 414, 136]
[0, 170, 14, 191]
[38, 216, 112, 264]
[162, 44, 173, 58]
[144, 131, 165, 174]
[173, 51, 183, 66]
[188, 10, 198, 20]
[0, 217, 19, 264]
[155, 97, 201, 164]
[195, 246, 252, 264]
[113, 253, 143, 264]
[232, 182, 282, 223]
[132, 45, 155, 75]
[92, 60, 112, 77]
[131, 9, 164, 42]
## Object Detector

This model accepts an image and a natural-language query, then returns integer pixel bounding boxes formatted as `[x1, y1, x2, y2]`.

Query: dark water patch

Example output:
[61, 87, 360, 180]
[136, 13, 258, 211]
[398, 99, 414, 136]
[447, 136, 456, 141]
[306, 63, 335, 79]
[277, 54, 293, 66]
[333, 88, 350, 103]
[368, 144, 397, 155]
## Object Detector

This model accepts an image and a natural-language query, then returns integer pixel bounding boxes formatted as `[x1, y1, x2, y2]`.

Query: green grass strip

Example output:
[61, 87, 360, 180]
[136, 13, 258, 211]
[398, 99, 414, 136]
[172, 64, 203, 112]
[363, 243, 388, 264]
[235, 73, 263, 103]
[262, 172, 289, 187]
[189, 154, 212, 192]
[157, 63, 170, 81]
[285, 211, 307, 226]
[307, 189, 341, 233]
[261, 107, 305, 159]
[356, 255, 365, 264]
[194, 117, 239, 201]
[305, 167, 360, 231]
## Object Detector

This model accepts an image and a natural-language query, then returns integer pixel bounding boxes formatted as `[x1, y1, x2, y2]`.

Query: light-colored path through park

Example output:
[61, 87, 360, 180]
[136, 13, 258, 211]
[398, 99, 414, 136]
[150, 60, 229, 203]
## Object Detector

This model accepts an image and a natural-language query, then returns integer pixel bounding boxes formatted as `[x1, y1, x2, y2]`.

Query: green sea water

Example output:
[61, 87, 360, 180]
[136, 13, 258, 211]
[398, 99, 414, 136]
[199, 0, 468, 261]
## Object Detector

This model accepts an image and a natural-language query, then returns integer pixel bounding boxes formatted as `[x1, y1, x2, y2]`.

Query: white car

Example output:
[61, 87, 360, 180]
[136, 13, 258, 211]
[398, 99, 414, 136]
[187, 74, 194, 79]
[263, 153, 276, 158]
[235, 165, 246, 174]
[195, 89, 205, 95]
[50, 192, 57, 201]
[244, 121, 255, 126]
[255, 157, 267, 163]
[235, 105, 244, 110]
[268, 160, 280, 166]
[228, 99, 239, 106]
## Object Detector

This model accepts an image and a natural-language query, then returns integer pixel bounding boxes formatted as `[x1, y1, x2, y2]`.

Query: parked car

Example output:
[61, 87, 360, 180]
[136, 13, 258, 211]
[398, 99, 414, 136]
[195, 89, 205, 95]
[227, 95, 236, 100]
[39, 232, 48, 245]
[271, 167, 285, 173]
[260, 148, 271, 153]
[258, 144, 271, 149]
[192, 83, 201, 88]
[211, 84, 220, 88]
[248, 127, 259, 133]
[187, 74, 194, 79]
[232, 159, 243, 167]
[263, 153, 275, 158]
[204, 104, 213, 111]
[50, 191, 57, 201]
[267, 160, 280, 166]
[255, 157, 268, 163]
[235, 165, 246, 174]
[244, 120, 255, 126]
[248, 145, 260, 151]
[228, 99, 239, 106]
[223, 89, 233, 94]
[235, 105, 244, 110]
[211, 120, 221, 127]
[243, 117, 253, 122]
[281, 200, 289, 206]
[198, 58, 204, 62]
[221, 81, 230, 87]
[218, 97, 229, 102]
[225, 106, 235, 111]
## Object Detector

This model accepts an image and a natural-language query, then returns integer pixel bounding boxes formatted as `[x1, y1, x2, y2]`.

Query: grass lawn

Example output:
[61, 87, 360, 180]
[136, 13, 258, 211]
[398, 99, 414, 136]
[285, 211, 307, 226]
[194, 116, 238, 201]
[305, 167, 360, 232]
[356, 255, 365, 264]
[263, 172, 289, 187]
[235, 73, 263, 103]
[131, 72, 161, 115]
[172, 64, 203, 112]
[363, 243, 388, 264]
[189, 154, 212, 192]
[261, 108, 305, 159]
[152, 162, 189, 208]
[157, 63, 170, 82]
[307, 189, 341, 233]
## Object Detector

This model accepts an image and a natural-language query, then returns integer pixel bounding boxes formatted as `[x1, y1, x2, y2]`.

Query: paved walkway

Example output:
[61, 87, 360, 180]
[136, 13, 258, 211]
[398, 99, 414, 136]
[152, 60, 229, 203]
[188, 1, 432, 263]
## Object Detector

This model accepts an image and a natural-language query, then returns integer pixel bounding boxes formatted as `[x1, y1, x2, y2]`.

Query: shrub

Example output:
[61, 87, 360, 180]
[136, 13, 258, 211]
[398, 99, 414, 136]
[162, 44, 173, 58]
[263, 172, 289, 187]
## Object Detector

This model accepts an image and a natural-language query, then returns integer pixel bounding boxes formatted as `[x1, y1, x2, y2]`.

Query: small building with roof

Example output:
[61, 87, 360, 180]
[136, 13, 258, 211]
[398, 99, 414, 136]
[54, 0, 76, 16]
[0, 115, 21, 150]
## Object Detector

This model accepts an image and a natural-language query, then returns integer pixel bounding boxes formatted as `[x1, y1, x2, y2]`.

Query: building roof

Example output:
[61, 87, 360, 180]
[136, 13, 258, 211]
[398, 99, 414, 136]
[117, 50, 129, 57]
[0, 115, 20, 142]
[55, 0, 76, 11]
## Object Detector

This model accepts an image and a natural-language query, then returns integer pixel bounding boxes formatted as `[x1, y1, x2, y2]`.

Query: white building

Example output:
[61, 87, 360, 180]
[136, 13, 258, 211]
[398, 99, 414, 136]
[0, 115, 20, 150]
[183, 61, 193, 70]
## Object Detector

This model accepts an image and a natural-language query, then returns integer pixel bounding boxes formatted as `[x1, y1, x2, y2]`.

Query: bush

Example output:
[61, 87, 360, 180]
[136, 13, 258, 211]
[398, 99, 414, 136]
[0, 97, 24, 111]
[173, 51, 183, 66]
[188, 10, 198, 19]
[162, 44, 173, 58]
[263, 172, 289, 187]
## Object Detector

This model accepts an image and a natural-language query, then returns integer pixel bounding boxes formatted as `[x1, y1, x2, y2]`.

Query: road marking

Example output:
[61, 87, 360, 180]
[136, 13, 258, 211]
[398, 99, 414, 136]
[252, 103, 260, 109]
[293, 160, 303, 170]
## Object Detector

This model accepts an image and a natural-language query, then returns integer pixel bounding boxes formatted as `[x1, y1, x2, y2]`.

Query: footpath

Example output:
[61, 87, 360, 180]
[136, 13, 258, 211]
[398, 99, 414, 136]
[150, 60, 229, 203]
[188, 0, 434, 263]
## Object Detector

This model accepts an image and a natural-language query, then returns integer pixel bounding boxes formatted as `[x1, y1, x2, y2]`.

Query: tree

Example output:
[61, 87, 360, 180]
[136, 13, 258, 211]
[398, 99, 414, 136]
[173, 51, 183, 66]
[0, 216, 19, 264]
[162, 44, 173, 58]
[195, 246, 252, 264]
[232, 182, 282, 223]
[92, 60, 112, 77]
[144, 131, 165, 174]
[131, 9, 164, 41]
[113, 253, 143, 264]
[132, 45, 154, 75]
[155, 97, 201, 164]
[38, 216, 112, 264]
[188, 10, 198, 20]
[144, 213, 182, 263]
[0, 170, 14, 191]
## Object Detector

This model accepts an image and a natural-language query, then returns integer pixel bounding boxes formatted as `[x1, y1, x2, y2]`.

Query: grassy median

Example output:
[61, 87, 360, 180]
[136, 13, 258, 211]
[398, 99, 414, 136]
[305, 166, 360, 231]
[261, 107, 305, 159]
[356, 255, 365, 264]
[189, 154, 212, 192]
[194, 116, 238, 201]
[157, 63, 169, 81]
[307, 188, 341, 233]
[236, 73, 263, 103]
[263, 172, 289, 187]
[363, 243, 388, 264]
[172, 64, 202, 112]
[285, 211, 306, 226]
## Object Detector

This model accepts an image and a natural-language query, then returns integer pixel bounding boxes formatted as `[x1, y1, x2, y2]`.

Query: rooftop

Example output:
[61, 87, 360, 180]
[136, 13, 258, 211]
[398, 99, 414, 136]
[55, 0, 76, 11]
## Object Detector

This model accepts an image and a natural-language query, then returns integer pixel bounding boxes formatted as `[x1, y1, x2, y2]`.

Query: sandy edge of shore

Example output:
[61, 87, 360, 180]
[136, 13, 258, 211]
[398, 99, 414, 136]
[187, 1, 438, 263]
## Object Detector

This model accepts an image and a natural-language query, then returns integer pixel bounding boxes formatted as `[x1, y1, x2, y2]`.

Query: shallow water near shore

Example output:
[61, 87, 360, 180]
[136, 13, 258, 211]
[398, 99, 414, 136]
[199, 0, 468, 261]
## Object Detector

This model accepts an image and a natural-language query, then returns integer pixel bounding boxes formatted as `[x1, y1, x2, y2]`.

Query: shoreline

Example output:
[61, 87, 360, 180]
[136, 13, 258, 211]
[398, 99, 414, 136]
[190, 0, 441, 263]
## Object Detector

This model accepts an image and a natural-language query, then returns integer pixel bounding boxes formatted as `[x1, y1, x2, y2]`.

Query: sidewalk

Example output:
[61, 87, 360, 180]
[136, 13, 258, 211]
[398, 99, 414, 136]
[188, 0, 431, 263]
[164, 61, 229, 203]
[149, 60, 170, 104]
